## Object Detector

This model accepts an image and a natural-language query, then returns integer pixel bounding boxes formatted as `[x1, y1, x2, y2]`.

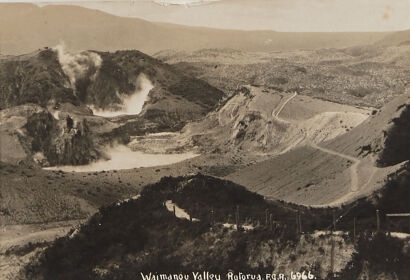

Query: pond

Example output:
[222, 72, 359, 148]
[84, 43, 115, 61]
[44, 145, 198, 172]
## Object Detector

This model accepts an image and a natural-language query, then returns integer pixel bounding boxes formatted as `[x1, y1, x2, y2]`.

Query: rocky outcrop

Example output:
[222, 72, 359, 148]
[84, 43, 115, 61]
[24, 111, 100, 166]
[378, 103, 410, 167]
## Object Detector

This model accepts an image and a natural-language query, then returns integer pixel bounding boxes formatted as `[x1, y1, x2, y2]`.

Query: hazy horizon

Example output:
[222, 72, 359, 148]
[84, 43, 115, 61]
[1, 1, 409, 56]
[26, 0, 410, 32]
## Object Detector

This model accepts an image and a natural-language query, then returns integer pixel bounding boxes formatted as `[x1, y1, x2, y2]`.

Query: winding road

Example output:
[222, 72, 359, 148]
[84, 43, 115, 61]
[222, 88, 376, 205]
[308, 141, 359, 192]
[273, 92, 372, 197]
[274, 91, 297, 117]
[263, 90, 378, 205]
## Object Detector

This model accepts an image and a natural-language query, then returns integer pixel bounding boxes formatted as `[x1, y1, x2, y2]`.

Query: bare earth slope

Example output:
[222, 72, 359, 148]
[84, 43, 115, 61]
[226, 90, 410, 206]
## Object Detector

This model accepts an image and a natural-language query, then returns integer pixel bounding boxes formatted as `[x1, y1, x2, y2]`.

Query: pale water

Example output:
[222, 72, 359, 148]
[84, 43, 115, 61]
[44, 145, 198, 172]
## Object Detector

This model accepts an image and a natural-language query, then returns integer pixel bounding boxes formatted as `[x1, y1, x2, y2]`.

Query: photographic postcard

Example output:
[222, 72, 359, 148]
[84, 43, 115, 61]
[0, 1, 409, 279]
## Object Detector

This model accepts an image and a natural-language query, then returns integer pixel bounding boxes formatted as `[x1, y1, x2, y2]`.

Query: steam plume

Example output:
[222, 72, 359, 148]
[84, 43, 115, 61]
[53, 43, 102, 87]
[44, 145, 197, 172]
[91, 74, 154, 117]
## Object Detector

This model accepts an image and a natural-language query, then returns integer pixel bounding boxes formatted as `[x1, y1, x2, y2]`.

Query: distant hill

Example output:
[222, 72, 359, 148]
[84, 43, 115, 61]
[376, 29, 410, 46]
[158, 46, 410, 108]
[0, 3, 392, 55]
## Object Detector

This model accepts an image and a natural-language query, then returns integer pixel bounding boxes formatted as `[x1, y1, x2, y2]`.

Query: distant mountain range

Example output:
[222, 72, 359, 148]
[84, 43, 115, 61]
[1, 3, 408, 55]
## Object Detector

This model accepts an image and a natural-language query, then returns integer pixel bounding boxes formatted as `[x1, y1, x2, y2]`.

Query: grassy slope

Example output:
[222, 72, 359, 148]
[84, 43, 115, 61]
[226, 146, 352, 205]
[0, 163, 138, 225]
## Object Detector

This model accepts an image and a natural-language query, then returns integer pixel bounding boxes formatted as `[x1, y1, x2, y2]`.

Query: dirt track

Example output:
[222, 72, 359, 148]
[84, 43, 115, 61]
[274, 93, 376, 204]
[248, 90, 381, 206]
[309, 141, 360, 192]
[0, 220, 84, 279]
[0, 220, 84, 253]
[274, 92, 297, 117]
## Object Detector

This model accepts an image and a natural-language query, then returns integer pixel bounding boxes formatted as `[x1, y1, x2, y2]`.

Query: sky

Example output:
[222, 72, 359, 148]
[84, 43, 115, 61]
[5, 0, 410, 32]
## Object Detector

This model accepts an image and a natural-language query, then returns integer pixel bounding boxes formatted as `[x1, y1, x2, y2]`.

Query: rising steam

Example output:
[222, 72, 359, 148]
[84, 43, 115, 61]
[91, 74, 154, 117]
[53, 43, 102, 87]
[44, 145, 198, 172]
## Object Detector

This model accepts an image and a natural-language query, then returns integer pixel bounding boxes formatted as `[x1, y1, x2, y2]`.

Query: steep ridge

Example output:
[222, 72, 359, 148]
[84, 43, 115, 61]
[323, 90, 410, 162]
[378, 102, 410, 166]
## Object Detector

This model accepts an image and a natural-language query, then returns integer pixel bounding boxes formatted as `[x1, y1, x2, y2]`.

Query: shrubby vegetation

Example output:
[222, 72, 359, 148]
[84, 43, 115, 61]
[337, 232, 410, 280]
[379, 104, 410, 166]
[21, 168, 410, 279]
[22, 175, 306, 279]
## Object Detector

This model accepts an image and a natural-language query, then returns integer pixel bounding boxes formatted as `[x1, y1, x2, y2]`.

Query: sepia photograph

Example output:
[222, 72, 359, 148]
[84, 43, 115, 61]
[0, 0, 409, 279]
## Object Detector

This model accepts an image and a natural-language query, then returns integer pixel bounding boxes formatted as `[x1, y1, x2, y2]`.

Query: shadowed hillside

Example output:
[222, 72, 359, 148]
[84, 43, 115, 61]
[0, 48, 223, 166]
[0, 49, 76, 109]
[19, 174, 410, 280]
[0, 48, 223, 113]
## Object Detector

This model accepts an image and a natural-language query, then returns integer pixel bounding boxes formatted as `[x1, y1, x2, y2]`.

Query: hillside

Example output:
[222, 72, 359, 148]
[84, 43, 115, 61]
[0, 48, 223, 112]
[158, 45, 410, 108]
[0, 3, 392, 56]
[376, 29, 410, 46]
[225, 90, 410, 206]
[322, 90, 410, 162]
[180, 86, 370, 155]
[16, 174, 410, 280]
[0, 49, 76, 109]
[17, 175, 340, 279]
[0, 162, 140, 225]
[0, 48, 223, 166]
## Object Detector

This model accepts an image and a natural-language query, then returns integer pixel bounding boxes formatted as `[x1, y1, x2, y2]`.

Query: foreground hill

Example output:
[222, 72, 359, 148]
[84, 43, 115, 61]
[15, 175, 351, 279]
[0, 3, 393, 56]
[16, 174, 410, 280]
